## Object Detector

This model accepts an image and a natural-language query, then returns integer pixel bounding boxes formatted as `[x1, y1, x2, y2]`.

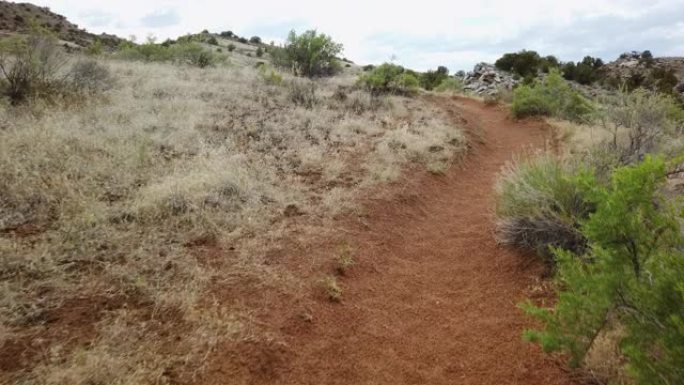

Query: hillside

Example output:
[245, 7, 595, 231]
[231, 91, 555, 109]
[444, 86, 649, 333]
[602, 53, 684, 93]
[1, 3, 683, 385]
[0, 1, 123, 48]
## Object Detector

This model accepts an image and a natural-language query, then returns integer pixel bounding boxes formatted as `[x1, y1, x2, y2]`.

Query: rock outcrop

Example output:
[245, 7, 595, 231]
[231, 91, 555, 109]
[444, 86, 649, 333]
[459, 63, 518, 95]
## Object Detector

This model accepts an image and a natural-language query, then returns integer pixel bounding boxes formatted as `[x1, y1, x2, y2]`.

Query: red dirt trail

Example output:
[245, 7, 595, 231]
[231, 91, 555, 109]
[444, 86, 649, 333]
[204, 96, 579, 385]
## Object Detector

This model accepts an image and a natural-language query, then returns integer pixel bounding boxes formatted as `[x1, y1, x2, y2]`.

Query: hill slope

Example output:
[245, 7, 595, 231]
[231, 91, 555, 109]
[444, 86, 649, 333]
[0, 1, 123, 48]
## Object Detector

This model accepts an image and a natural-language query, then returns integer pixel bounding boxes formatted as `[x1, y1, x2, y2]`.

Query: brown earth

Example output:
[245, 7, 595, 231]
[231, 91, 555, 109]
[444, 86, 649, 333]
[200, 96, 580, 385]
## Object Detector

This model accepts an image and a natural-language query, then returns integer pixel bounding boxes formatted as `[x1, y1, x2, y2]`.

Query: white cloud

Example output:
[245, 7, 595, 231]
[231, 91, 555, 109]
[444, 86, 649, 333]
[37, 0, 683, 71]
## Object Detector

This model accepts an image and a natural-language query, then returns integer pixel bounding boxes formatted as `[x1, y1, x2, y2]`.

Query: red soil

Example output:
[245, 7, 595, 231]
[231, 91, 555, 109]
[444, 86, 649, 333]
[202, 96, 580, 385]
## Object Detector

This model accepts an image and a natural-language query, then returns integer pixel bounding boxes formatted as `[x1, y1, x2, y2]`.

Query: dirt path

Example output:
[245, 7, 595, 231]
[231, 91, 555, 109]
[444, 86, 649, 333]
[204, 96, 578, 385]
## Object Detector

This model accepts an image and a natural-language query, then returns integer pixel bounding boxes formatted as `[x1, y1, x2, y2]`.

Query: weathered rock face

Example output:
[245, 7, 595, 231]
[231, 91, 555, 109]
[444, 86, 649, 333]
[602, 56, 684, 99]
[459, 63, 518, 95]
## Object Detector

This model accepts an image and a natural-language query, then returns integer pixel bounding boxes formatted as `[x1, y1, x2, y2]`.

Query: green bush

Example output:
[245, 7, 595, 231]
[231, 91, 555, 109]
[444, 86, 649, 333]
[114, 42, 216, 68]
[433, 77, 464, 93]
[562, 56, 604, 85]
[358, 63, 419, 96]
[521, 156, 684, 385]
[511, 70, 593, 122]
[495, 50, 558, 77]
[227, 43, 236, 52]
[284, 30, 343, 78]
[86, 38, 103, 56]
[420, 66, 449, 90]
[257, 64, 282, 86]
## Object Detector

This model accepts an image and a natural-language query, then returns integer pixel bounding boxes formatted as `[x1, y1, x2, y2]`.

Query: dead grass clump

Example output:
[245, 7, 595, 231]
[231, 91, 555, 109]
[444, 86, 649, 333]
[321, 276, 342, 302]
[583, 324, 634, 385]
[287, 78, 317, 108]
[69, 59, 114, 94]
[495, 155, 591, 262]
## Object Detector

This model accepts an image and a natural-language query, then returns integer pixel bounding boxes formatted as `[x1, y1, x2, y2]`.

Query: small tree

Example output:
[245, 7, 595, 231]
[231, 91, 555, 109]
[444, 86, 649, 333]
[495, 50, 542, 77]
[521, 156, 684, 385]
[285, 30, 343, 78]
[0, 32, 67, 103]
[420, 66, 449, 90]
[249, 36, 262, 44]
[255, 47, 264, 58]
[639, 50, 654, 67]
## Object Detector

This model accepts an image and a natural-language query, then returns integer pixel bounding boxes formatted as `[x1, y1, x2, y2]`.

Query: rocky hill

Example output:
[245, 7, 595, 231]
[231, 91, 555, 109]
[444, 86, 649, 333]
[0, 1, 123, 48]
[601, 53, 684, 95]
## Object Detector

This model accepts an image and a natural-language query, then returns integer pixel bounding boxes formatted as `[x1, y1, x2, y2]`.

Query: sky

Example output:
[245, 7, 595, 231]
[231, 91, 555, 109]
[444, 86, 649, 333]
[34, 0, 684, 72]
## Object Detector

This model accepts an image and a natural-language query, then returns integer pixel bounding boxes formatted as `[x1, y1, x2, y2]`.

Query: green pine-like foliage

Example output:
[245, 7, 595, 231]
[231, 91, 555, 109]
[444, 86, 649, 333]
[521, 156, 684, 384]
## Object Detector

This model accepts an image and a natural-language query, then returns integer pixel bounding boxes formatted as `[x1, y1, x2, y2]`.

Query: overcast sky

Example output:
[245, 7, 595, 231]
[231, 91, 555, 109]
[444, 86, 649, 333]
[36, 0, 684, 72]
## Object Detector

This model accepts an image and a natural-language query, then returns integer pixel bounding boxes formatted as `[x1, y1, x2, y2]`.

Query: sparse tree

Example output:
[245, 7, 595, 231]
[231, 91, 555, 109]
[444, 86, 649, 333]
[284, 30, 343, 78]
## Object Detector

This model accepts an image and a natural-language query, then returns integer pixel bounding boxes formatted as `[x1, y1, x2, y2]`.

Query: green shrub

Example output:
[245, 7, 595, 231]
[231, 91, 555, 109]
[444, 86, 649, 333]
[495, 155, 592, 261]
[521, 156, 684, 385]
[255, 47, 264, 58]
[258, 64, 283, 86]
[358, 63, 419, 96]
[598, 89, 680, 164]
[648, 67, 679, 95]
[206, 36, 218, 46]
[284, 30, 343, 78]
[562, 56, 604, 85]
[420, 66, 449, 90]
[511, 69, 593, 122]
[495, 50, 556, 77]
[227, 43, 236, 52]
[0, 33, 116, 104]
[0, 33, 68, 103]
[114, 42, 216, 68]
[86, 38, 103, 56]
[433, 77, 464, 93]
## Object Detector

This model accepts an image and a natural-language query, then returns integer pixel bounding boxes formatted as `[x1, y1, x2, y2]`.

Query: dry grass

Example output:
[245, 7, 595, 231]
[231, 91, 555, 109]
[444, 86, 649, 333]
[583, 324, 634, 385]
[0, 57, 466, 383]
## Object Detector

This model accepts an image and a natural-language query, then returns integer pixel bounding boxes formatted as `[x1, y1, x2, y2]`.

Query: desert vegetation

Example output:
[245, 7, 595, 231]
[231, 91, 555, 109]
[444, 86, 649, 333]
[494, 49, 683, 99]
[497, 72, 684, 384]
[2, 3, 683, 384]
[510, 70, 594, 122]
[0, 27, 466, 384]
[357, 63, 420, 96]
